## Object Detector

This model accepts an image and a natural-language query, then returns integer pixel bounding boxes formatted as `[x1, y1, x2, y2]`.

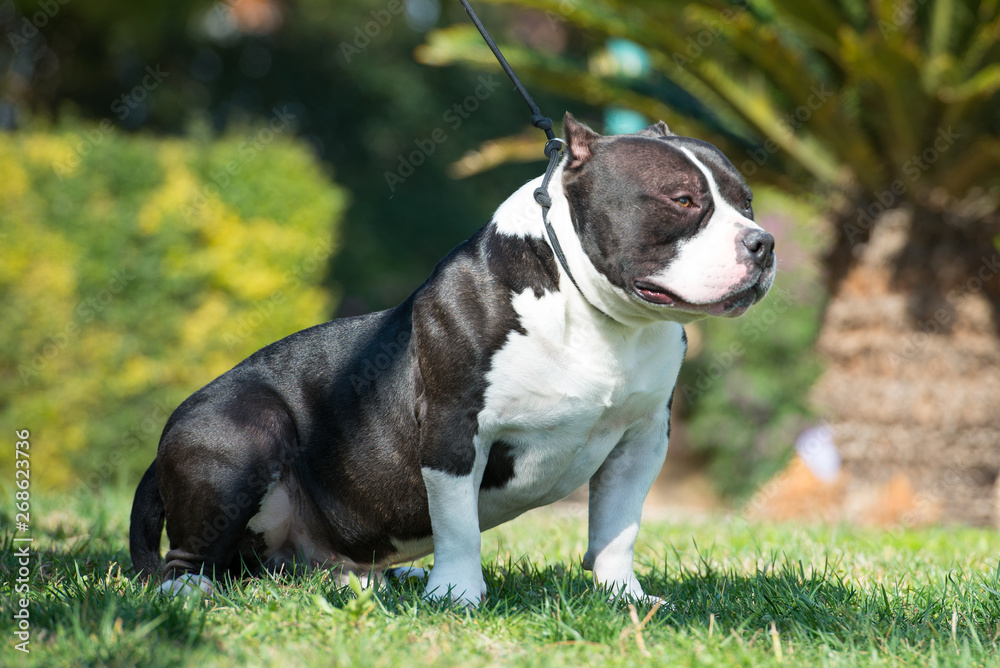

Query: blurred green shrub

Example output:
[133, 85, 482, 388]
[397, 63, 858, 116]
[0, 122, 346, 492]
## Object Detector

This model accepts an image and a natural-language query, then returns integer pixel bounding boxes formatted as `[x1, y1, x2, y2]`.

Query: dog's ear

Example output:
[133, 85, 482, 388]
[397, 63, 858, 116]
[636, 120, 673, 138]
[563, 112, 601, 170]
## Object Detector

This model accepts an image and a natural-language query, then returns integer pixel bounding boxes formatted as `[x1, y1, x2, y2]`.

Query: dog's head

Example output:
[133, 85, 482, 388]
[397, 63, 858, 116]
[559, 113, 775, 324]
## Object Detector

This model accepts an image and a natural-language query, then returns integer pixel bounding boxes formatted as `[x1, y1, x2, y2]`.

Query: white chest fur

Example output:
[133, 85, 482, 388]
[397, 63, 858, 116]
[475, 285, 685, 528]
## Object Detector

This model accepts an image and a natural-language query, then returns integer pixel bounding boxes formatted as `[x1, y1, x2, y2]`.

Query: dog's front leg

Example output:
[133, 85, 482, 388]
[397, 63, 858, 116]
[421, 466, 487, 607]
[583, 421, 670, 602]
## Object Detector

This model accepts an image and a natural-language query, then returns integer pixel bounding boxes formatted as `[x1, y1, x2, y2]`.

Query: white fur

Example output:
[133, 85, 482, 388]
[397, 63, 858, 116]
[420, 467, 488, 607]
[405, 173, 687, 608]
[247, 481, 294, 553]
[475, 288, 681, 507]
[415, 273, 684, 607]
[386, 566, 429, 580]
[479, 290, 684, 597]
[495, 161, 692, 326]
[491, 176, 547, 239]
[246, 481, 330, 569]
[390, 536, 435, 562]
[584, 419, 670, 601]
[475, 284, 681, 600]
[647, 149, 764, 304]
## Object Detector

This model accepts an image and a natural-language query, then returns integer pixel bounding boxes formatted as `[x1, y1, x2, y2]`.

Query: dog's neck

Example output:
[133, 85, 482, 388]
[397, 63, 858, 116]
[491, 161, 694, 329]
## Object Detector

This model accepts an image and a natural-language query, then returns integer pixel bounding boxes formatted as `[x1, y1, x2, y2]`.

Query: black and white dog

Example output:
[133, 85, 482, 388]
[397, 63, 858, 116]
[130, 113, 775, 606]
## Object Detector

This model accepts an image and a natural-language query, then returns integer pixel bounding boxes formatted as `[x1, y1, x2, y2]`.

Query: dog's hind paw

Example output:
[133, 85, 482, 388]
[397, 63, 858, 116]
[385, 566, 429, 580]
[160, 574, 216, 598]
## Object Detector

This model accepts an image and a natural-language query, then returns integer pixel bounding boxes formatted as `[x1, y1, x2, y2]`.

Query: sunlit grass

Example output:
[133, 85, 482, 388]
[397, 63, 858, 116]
[1, 488, 998, 666]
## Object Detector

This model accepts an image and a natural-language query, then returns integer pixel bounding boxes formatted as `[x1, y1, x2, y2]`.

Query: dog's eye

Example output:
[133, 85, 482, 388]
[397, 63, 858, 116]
[744, 197, 753, 211]
[674, 196, 694, 208]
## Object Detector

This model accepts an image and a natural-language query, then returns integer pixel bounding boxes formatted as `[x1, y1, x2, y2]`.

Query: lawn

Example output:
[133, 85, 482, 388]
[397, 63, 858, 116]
[1, 489, 998, 667]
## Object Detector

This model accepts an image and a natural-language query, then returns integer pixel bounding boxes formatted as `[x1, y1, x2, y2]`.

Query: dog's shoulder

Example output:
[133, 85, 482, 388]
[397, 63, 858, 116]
[410, 222, 560, 357]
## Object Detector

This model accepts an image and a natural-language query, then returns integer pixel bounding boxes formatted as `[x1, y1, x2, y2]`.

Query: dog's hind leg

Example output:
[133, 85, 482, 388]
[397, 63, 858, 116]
[156, 384, 299, 595]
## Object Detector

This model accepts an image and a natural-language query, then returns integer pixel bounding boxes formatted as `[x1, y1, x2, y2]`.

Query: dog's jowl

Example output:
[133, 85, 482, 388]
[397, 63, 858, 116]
[130, 113, 775, 606]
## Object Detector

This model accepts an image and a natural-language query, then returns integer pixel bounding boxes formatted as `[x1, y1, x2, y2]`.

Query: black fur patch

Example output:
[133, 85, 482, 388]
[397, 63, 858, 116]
[481, 440, 517, 490]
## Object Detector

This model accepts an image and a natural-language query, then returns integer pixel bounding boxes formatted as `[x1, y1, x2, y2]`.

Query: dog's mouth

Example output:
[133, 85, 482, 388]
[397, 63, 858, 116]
[632, 279, 764, 317]
[633, 281, 683, 306]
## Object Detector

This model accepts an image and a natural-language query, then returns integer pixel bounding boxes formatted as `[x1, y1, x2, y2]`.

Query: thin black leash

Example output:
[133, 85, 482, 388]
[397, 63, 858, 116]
[458, 0, 581, 293]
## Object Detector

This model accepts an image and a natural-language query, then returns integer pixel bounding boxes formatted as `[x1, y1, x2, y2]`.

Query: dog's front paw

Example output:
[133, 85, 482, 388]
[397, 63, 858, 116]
[596, 574, 649, 603]
[632, 593, 672, 610]
[423, 568, 487, 608]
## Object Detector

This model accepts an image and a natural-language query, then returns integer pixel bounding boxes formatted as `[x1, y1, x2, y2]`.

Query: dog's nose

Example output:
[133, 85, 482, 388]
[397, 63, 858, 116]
[741, 229, 775, 268]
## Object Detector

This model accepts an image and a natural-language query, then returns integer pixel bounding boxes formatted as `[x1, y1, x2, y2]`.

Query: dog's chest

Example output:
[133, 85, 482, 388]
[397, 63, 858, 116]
[475, 288, 684, 521]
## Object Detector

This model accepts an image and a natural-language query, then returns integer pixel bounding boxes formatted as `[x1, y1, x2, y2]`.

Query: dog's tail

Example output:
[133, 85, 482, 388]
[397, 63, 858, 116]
[129, 460, 165, 579]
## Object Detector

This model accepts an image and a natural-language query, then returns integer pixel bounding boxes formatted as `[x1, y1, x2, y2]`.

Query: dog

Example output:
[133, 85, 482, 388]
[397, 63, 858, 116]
[130, 113, 775, 606]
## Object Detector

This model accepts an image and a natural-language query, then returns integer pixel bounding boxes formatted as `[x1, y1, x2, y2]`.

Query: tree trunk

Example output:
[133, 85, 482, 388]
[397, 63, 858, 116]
[812, 205, 1000, 526]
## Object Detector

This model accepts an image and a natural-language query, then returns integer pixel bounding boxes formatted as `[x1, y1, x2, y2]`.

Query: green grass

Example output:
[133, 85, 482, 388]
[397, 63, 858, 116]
[2, 489, 999, 667]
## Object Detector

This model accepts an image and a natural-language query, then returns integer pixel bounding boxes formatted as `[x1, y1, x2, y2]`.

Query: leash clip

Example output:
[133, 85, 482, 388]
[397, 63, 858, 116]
[543, 137, 565, 159]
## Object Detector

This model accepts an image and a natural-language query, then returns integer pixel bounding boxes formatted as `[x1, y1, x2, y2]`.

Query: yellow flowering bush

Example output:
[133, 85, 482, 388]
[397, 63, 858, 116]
[0, 123, 346, 492]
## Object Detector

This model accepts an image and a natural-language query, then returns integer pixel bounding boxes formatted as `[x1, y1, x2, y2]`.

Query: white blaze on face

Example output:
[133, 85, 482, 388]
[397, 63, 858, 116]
[648, 148, 764, 305]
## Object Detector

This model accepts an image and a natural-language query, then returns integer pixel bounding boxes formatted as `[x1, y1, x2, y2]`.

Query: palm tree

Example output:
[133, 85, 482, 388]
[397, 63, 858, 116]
[419, 0, 1000, 524]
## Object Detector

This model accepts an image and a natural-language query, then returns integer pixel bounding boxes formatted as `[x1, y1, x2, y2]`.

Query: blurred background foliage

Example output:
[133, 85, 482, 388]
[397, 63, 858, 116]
[2, 0, 996, 504]
[2, 0, 584, 312]
[0, 124, 344, 488]
[418, 0, 1000, 275]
